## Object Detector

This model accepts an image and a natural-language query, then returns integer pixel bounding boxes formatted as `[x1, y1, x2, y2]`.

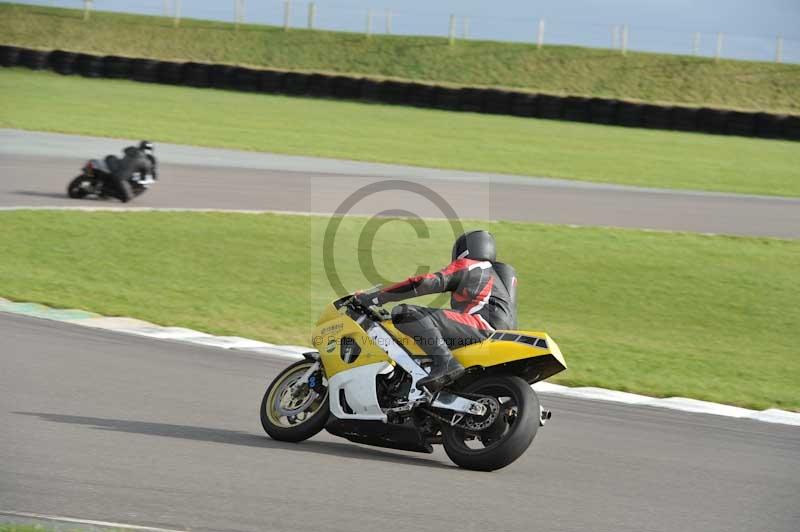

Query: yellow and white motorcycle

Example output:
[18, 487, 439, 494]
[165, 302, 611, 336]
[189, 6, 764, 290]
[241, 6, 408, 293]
[260, 294, 567, 471]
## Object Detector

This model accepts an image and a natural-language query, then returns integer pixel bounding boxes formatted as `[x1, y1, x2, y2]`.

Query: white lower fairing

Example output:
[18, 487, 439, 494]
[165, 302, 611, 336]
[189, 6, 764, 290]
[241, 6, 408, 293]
[328, 362, 391, 421]
[366, 324, 430, 402]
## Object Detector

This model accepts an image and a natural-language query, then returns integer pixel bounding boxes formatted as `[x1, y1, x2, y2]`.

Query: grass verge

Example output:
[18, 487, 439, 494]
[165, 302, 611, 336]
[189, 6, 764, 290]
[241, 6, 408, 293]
[1, 3, 799, 113]
[2, 68, 799, 197]
[1, 210, 798, 411]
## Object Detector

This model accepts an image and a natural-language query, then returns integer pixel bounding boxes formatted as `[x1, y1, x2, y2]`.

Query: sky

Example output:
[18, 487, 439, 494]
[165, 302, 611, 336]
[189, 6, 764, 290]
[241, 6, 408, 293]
[22, 0, 800, 62]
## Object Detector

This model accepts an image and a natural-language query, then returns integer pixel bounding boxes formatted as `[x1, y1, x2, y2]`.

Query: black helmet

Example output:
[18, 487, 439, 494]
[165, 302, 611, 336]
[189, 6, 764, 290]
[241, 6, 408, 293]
[452, 230, 496, 262]
[139, 140, 154, 154]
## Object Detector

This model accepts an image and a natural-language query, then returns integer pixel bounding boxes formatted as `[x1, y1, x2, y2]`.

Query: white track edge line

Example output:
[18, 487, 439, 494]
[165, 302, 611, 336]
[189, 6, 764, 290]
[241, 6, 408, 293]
[1, 304, 799, 427]
[0, 510, 186, 532]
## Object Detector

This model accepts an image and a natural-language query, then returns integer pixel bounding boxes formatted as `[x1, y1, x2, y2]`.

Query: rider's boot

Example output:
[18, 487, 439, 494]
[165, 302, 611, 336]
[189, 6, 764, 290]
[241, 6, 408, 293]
[417, 344, 465, 393]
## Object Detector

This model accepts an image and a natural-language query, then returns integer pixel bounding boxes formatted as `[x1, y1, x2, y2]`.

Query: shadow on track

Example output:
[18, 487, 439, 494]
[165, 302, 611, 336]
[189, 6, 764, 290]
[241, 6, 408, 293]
[15, 411, 453, 470]
[12, 190, 75, 200]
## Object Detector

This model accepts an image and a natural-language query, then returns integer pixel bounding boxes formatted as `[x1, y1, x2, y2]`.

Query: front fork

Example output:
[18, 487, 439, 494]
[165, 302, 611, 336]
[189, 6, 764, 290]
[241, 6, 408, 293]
[287, 360, 322, 399]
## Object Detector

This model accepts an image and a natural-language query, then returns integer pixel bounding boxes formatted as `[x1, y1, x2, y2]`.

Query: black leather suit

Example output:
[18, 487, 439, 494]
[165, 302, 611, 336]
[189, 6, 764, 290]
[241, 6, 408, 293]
[105, 147, 157, 201]
[374, 258, 517, 353]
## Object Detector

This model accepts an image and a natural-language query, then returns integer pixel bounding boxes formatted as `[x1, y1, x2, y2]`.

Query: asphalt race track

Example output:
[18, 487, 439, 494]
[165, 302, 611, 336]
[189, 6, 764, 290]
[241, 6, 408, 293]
[1, 130, 799, 238]
[2, 131, 800, 530]
[1, 313, 799, 532]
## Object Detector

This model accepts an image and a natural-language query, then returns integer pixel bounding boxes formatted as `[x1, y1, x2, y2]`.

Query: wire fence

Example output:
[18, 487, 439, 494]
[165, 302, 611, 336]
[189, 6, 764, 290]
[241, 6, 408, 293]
[11, 0, 800, 64]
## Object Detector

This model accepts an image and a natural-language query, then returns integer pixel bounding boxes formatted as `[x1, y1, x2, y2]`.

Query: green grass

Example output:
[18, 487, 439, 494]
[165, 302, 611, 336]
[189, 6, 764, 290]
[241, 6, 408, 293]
[1, 210, 798, 411]
[3, 68, 800, 197]
[2, 3, 799, 114]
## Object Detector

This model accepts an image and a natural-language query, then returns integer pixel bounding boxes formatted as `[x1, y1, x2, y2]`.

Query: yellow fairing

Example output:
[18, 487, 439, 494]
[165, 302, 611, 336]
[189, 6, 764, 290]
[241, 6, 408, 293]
[455, 332, 565, 367]
[312, 302, 567, 382]
[311, 305, 392, 378]
[382, 323, 565, 370]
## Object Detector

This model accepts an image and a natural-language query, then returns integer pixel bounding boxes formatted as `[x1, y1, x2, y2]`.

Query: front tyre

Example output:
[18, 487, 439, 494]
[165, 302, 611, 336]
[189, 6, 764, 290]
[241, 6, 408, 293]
[67, 175, 91, 198]
[260, 360, 329, 443]
[442, 375, 539, 471]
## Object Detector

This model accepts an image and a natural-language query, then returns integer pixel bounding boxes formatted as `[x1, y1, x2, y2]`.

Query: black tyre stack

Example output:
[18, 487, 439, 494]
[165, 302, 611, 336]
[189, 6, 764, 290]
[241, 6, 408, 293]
[208, 64, 235, 89]
[103, 55, 132, 79]
[589, 98, 617, 125]
[282, 72, 307, 95]
[307, 73, 334, 98]
[484, 89, 514, 115]
[157, 61, 184, 85]
[434, 86, 460, 110]
[459, 88, 485, 113]
[784, 116, 800, 141]
[755, 113, 786, 139]
[408, 83, 436, 108]
[380, 80, 411, 105]
[183, 62, 211, 88]
[2, 44, 797, 142]
[0, 45, 21, 67]
[537, 94, 563, 119]
[616, 102, 643, 128]
[562, 96, 591, 123]
[642, 104, 673, 130]
[333, 76, 362, 100]
[511, 93, 538, 118]
[359, 79, 383, 102]
[49, 50, 79, 75]
[19, 48, 49, 70]
[231, 67, 260, 91]
[76, 53, 104, 78]
[671, 106, 698, 132]
[131, 58, 160, 83]
[727, 111, 756, 137]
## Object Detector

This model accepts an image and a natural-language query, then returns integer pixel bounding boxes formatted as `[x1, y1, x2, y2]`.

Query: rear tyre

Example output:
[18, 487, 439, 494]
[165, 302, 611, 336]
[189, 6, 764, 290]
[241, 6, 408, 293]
[117, 179, 134, 203]
[261, 360, 329, 443]
[442, 375, 539, 471]
[67, 175, 91, 199]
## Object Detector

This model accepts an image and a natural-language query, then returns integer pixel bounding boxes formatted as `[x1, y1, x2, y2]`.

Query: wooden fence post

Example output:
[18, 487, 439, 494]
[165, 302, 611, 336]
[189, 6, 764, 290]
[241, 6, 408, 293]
[308, 3, 316, 30]
[621, 24, 628, 55]
[283, 0, 291, 32]
[537, 19, 545, 49]
[173, 0, 181, 27]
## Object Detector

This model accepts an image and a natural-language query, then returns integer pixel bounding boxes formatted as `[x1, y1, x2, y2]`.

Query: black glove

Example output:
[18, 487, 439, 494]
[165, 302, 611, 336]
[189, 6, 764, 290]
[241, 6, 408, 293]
[354, 291, 382, 308]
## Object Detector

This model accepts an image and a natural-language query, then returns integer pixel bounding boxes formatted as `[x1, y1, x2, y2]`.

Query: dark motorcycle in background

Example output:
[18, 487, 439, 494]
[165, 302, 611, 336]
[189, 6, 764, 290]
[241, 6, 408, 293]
[67, 158, 156, 202]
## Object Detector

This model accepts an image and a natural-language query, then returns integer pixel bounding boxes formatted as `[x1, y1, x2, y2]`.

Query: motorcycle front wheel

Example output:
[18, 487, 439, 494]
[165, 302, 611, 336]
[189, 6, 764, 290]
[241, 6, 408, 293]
[67, 174, 92, 198]
[442, 375, 540, 471]
[260, 360, 329, 442]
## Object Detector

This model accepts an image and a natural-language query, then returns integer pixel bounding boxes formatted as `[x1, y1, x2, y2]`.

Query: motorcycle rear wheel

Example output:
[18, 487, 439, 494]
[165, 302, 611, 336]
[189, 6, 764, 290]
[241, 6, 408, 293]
[442, 375, 539, 471]
[67, 174, 91, 198]
[260, 360, 329, 443]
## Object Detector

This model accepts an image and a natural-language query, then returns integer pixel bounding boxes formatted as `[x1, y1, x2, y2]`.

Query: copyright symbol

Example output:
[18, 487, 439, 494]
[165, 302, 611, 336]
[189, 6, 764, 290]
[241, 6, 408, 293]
[321, 180, 464, 307]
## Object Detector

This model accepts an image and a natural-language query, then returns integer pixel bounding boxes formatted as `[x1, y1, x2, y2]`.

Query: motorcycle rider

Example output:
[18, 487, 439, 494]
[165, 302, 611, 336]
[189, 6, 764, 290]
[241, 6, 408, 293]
[355, 230, 516, 392]
[105, 141, 157, 202]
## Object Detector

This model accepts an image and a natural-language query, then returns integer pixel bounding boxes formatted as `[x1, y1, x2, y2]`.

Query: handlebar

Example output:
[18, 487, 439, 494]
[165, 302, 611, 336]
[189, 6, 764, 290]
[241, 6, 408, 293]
[344, 295, 391, 322]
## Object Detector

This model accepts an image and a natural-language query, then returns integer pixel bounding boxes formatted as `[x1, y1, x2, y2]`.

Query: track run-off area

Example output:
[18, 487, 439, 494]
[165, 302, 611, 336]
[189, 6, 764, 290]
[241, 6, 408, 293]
[1, 129, 799, 531]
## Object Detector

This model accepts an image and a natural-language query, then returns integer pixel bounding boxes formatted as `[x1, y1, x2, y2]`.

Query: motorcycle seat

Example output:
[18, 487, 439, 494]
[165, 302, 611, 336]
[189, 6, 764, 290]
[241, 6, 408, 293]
[91, 158, 112, 174]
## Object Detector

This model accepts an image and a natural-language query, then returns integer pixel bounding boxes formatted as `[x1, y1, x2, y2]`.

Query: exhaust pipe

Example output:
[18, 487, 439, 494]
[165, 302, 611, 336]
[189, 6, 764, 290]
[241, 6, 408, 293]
[539, 406, 552, 426]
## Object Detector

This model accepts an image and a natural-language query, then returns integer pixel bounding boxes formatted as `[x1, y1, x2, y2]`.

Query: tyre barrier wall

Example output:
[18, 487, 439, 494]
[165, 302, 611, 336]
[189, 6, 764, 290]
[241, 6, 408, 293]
[2, 44, 798, 141]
